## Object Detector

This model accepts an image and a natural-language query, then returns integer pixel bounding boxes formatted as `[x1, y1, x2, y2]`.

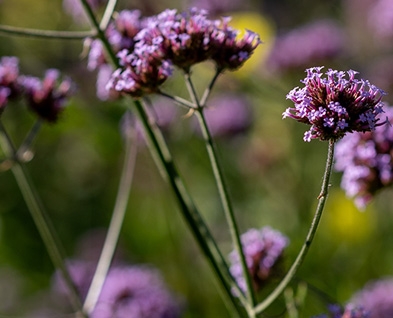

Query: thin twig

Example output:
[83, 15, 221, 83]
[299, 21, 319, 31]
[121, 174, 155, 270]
[99, 0, 118, 30]
[0, 24, 95, 39]
[83, 121, 137, 313]
[158, 91, 196, 109]
[200, 68, 223, 107]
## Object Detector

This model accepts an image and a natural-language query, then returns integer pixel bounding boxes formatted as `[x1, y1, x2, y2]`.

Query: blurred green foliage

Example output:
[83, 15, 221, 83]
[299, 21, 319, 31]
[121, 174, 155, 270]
[1, 0, 393, 317]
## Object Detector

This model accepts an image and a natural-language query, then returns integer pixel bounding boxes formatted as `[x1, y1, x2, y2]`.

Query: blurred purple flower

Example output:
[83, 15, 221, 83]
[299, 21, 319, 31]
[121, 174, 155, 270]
[315, 304, 369, 318]
[63, 0, 106, 25]
[21, 69, 75, 122]
[52, 259, 95, 301]
[349, 277, 393, 318]
[0, 87, 10, 112]
[91, 266, 183, 318]
[96, 64, 121, 101]
[284, 67, 386, 142]
[0, 56, 21, 98]
[266, 20, 344, 73]
[368, 0, 393, 40]
[193, 94, 253, 138]
[229, 226, 289, 293]
[335, 105, 393, 209]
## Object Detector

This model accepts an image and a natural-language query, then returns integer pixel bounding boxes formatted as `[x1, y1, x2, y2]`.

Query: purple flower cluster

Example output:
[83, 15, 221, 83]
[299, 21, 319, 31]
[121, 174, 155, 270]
[349, 277, 393, 318]
[266, 20, 344, 73]
[102, 8, 260, 98]
[21, 69, 74, 122]
[334, 105, 393, 209]
[229, 226, 289, 293]
[91, 266, 183, 318]
[315, 304, 369, 318]
[0, 56, 74, 122]
[52, 261, 182, 317]
[284, 67, 386, 142]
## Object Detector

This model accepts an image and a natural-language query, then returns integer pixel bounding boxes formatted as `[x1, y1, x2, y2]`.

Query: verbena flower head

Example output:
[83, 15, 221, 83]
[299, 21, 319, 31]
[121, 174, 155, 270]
[92, 266, 183, 318]
[229, 226, 289, 293]
[349, 277, 393, 318]
[106, 49, 173, 98]
[21, 69, 75, 122]
[127, 8, 260, 71]
[284, 67, 387, 142]
[86, 10, 143, 71]
[0, 56, 21, 98]
[315, 304, 369, 318]
[334, 105, 393, 209]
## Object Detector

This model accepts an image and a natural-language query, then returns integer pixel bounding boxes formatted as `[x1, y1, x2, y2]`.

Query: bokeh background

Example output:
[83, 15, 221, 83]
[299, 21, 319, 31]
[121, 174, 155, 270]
[1, 0, 393, 317]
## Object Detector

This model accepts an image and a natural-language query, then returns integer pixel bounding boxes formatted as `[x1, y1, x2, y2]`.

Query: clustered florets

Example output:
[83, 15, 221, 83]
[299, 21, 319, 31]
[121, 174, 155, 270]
[283, 67, 386, 142]
[229, 226, 289, 293]
[334, 106, 393, 209]
[0, 57, 74, 122]
[86, 8, 260, 99]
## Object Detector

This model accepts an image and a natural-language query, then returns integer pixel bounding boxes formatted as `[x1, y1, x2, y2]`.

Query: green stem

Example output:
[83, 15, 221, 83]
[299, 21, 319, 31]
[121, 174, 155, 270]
[194, 109, 256, 312]
[158, 91, 196, 109]
[83, 123, 137, 314]
[0, 24, 94, 39]
[183, 72, 256, 313]
[78, 0, 118, 66]
[199, 67, 222, 107]
[253, 139, 335, 315]
[16, 119, 42, 162]
[133, 99, 249, 315]
[99, 0, 118, 30]
[0, 121, 86, 317]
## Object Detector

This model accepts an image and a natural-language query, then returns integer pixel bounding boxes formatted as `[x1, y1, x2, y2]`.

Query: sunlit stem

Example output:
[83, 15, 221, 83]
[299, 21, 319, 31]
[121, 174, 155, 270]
[0, 24, 94, 39]
[158, 91, 196, 109]
[253, 139, 335, 315]
[0, 121, 86, 317]
[83, 122, 137, 314]
[100, 0, 118, 30]
[184, 71, 257, 314]
[200, 67, 223, 107]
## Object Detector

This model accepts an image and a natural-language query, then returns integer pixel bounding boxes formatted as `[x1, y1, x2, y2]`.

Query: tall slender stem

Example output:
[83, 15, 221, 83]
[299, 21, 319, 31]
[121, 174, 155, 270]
[184, 72, 256, 313]
[253, 139, 335, 315]
[0, 121, 86, 317]
[83, 125, 137, 314]
[16, 119, 42, 162]
[0, 25, 94, 39]
[133, 99, 249, 316]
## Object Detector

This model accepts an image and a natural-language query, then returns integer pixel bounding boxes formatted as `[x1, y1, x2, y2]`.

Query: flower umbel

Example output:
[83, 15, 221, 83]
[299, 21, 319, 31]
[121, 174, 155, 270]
[229, 226, 289, 294]
[284, 67, 386, 142]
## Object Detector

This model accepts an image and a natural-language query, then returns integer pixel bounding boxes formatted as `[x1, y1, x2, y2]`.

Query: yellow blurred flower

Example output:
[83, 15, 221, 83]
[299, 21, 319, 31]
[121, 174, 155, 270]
[228, 12, 275, 76]
[322, 190, 375, 243]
